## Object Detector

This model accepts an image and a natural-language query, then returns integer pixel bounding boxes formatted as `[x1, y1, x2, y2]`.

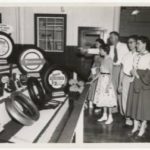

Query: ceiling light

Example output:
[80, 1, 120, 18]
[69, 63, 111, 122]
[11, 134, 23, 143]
[131, 9, 140, 15]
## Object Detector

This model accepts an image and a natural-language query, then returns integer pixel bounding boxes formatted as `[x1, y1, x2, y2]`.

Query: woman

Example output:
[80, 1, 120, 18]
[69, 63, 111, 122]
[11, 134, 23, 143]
[87, 38, 105, 111]
[91, 44, 117, 124]
[126, 36, 150, 137]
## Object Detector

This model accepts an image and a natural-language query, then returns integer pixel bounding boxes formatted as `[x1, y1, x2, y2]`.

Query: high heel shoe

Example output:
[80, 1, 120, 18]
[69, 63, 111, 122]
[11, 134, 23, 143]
[97, 113, 107, 122]
[105, 115, 113, 125]
[131, 120, 140, 133]
[137, 123, 147, 137]
[128, 120, 140, 137]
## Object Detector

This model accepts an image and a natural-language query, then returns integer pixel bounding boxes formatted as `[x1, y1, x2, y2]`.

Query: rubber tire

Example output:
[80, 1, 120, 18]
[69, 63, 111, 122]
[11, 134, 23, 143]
[41, 65, 69, 94]
[17, 47, 46, 74]
[27, 77, 46, 109]
[0, 31, 14, 59]
[5, 91, 40, 126]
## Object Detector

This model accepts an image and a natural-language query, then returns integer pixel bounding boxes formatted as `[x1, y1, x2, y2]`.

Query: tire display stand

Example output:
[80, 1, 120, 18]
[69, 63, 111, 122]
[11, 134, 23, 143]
[0, 32, 16, 129]
[0, 46, 70, 143]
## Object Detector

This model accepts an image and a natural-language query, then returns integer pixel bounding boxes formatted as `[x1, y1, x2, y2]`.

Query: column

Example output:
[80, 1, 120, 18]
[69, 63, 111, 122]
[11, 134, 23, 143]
[113, 7, 121, 32]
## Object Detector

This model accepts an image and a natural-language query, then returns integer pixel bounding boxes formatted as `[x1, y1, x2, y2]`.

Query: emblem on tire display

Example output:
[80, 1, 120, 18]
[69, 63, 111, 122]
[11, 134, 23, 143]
[48, 70, 67, 89]
[42, 65, 69, 97]
[0, 32, 14, 59]
[19, 48, 45, 73]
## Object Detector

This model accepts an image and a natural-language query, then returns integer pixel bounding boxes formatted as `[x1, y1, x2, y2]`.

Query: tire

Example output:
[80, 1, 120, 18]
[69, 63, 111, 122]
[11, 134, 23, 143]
[41, 65, 69, 94]
[5, 91, 40, 126]
[27, 77, 46, 109]
[18, 47, 46, 74]
[0, 31, 14, 59]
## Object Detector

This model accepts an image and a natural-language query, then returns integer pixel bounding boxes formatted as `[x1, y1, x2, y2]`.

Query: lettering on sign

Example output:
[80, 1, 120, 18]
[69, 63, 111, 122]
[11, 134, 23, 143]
[20, 49, 45, 72]
[0, 24, 13, 34]
[48, 70, 67, 89]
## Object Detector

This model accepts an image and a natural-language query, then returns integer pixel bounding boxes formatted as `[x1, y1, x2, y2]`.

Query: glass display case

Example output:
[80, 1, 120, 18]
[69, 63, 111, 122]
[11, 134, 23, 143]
[34, 14, 66, 52]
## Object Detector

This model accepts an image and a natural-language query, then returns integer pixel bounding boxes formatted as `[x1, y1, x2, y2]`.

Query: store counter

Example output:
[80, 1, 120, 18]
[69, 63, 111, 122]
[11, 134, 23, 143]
[57, 84, 90, 143]
[0, 84, 90, 143]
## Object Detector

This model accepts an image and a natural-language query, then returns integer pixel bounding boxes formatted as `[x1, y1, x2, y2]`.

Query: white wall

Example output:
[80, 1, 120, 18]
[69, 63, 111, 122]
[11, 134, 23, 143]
[0, 6, 120, 46]
[0, 7, 20, 43]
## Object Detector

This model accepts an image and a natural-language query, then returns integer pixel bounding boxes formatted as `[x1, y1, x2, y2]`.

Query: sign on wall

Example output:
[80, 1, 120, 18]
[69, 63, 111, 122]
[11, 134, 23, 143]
[0, 24, 13, 34]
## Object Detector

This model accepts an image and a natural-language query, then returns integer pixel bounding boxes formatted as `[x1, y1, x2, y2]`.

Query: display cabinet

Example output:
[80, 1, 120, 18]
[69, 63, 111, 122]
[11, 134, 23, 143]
[34, 14, 66, 52]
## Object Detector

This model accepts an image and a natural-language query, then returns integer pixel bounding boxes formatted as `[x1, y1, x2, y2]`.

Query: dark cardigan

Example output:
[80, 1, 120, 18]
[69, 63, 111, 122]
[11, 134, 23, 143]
[133, 69, 150, 93]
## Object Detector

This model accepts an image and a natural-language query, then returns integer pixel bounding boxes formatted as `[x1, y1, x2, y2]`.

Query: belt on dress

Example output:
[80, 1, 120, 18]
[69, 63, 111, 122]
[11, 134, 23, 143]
[113, 64, 121, 67]
[100, 72, 110, 75]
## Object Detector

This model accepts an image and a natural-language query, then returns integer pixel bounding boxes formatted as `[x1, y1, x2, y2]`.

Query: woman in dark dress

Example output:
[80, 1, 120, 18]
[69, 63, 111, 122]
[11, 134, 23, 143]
[126, 36, 150, 137]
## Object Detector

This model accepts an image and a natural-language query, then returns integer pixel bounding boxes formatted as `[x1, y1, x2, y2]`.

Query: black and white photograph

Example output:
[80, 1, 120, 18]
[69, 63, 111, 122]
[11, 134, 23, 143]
[0, 1, 150, 148]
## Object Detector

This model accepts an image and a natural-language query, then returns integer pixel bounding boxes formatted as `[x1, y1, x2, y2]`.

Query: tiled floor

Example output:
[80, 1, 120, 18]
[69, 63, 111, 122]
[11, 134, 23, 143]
[84, 109, 150, 143]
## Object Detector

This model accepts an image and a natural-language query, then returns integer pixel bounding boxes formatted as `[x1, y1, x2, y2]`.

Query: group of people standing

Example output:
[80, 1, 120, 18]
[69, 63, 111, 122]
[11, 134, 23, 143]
[87, 31, 150, 138]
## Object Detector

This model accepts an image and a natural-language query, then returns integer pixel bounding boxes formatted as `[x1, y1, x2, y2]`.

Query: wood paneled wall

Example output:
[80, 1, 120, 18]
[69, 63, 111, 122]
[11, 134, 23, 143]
[9, 44, 93, 81]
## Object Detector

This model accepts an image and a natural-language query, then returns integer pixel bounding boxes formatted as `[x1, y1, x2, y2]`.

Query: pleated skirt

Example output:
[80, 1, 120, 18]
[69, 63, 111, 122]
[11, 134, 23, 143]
[126, 81, 150, 120]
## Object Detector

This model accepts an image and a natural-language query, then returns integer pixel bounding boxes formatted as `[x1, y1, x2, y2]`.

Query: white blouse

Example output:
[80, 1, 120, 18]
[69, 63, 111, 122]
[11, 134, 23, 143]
[133, 52, 150, 70]
[121, 51, 137, 75]
[109, 42, 129, 65]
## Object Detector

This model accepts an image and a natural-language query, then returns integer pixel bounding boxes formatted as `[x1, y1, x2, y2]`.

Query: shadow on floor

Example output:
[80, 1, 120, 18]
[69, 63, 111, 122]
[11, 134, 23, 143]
[84, 109, 150, 143]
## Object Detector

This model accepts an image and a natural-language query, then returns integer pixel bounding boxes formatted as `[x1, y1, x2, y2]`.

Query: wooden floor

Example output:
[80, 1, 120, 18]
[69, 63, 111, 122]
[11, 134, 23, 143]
[84, 109, 150, 143]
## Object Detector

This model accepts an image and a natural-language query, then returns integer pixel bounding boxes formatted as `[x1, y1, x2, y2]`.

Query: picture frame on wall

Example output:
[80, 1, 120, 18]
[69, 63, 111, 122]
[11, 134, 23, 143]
[34, 14, 66, 53]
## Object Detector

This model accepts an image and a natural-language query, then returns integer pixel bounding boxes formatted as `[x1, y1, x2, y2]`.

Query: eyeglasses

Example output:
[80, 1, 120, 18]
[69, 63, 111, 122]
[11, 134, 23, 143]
[128, 41, 136, 44]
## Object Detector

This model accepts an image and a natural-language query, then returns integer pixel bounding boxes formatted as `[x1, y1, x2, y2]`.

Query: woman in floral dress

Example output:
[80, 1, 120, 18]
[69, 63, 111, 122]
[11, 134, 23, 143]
[92, 44, 117, 124]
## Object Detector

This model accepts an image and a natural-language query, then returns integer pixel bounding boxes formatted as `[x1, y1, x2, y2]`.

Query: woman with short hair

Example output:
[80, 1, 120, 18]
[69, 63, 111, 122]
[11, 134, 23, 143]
[126, 36, 150, 137]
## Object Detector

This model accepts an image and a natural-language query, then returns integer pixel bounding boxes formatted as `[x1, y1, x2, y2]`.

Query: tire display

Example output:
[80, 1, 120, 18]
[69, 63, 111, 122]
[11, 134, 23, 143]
[0, 31, 14, 59]
[41, 65, 69, 94]
[5, 91, 40, 126]
[27, 77, 46, 109]
[18, 48, 45, 73]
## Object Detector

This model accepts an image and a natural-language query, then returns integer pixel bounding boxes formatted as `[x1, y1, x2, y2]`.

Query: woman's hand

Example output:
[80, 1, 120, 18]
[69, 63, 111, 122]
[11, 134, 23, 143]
[86, 81, 93, 85]
[130, 69, 136, 77]
[131, 68, 139, 79]
[135, 73, 140, 79]
[134, 69, 140, 79]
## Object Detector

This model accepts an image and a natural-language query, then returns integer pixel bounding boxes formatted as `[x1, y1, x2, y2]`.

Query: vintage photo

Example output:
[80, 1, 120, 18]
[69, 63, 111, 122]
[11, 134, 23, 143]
[0, 4, 149, 145]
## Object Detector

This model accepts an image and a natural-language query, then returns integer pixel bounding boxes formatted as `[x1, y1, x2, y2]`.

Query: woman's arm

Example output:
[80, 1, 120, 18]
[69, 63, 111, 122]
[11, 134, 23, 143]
[86, 73, 99, 84]
[131, 67, 139, 79]
[105, 58, 113, 92]
[118, 64, 124, 93]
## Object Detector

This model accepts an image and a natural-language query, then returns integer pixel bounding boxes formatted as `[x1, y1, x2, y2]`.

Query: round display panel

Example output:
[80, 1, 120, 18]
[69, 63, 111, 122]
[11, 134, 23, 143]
[41, 65, 69, 93]
[48, 70, 67, 89]
[0, 33, 13, 58]
[19, 49, 45, 73]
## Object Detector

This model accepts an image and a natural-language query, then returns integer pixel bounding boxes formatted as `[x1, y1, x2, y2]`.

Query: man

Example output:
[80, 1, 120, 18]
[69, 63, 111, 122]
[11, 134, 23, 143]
[108, 31, 129, 114]
[118, 35, 138, 126]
